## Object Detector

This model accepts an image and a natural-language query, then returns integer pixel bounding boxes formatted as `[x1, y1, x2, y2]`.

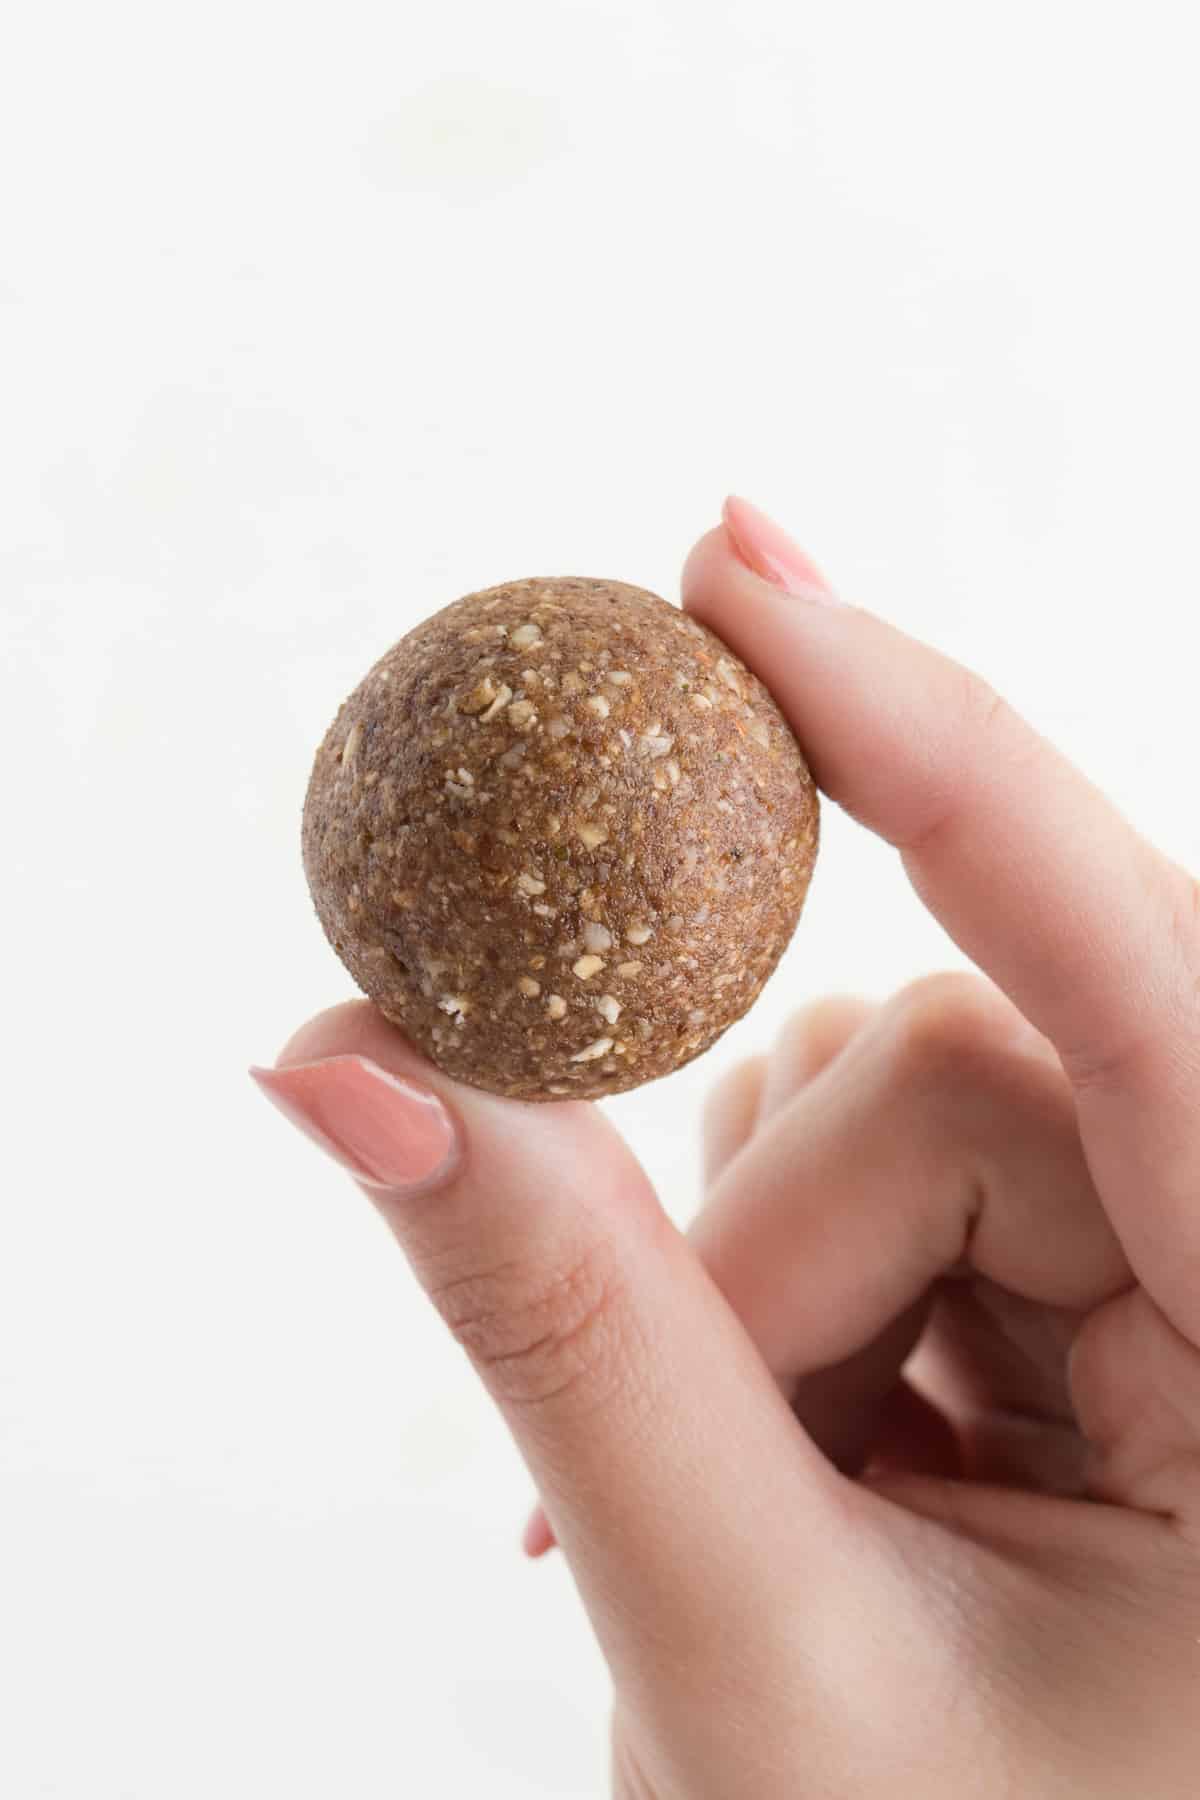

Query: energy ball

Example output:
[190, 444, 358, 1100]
[302, 577, 819, 1101]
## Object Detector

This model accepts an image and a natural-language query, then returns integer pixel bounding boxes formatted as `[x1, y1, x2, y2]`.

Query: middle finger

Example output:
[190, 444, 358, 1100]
[690, 973, 1130, 1401]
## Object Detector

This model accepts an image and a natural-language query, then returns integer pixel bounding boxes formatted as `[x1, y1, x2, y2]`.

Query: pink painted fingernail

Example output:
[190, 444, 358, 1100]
[521, 1502, 557, 1559]
[722, 495, 843, 603]
[249, 1055, 458, 1191]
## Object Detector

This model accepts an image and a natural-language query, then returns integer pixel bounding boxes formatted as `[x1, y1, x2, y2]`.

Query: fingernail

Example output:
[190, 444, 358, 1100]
[722, 495, 843, 604]
[521, 1502, 557, 1559]
[249, 1055, 458, 1191]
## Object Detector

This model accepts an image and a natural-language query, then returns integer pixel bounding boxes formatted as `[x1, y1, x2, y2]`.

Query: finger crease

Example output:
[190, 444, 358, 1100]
[957, 1173, 988, 1267]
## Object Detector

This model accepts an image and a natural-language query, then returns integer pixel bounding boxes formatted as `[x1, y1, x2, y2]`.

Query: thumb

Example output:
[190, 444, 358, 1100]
[251, 1000, 846, 1689]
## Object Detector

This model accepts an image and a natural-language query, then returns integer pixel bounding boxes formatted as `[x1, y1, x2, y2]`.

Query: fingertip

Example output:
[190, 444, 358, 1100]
[679, 522, 732, 613]
[273, 997, 390, 1070]
[680, 515, 798, 664]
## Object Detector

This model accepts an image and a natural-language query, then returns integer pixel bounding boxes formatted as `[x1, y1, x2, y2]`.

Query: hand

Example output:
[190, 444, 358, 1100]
[252, 498, 1200, 1797]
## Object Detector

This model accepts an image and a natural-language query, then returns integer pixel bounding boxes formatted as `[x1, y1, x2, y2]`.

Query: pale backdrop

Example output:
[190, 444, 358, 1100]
[3, 2, 1198, 1794]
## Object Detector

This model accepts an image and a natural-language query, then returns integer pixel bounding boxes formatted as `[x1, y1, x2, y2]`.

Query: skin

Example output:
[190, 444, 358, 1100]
[260, 517, 1200, 1797]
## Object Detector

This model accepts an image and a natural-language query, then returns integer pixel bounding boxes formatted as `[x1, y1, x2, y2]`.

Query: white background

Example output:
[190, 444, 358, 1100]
[3, 2, 1198, 1794]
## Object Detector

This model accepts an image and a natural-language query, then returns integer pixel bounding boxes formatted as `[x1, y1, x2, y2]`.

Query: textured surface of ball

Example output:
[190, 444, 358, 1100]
[302, 577, 819, 1100]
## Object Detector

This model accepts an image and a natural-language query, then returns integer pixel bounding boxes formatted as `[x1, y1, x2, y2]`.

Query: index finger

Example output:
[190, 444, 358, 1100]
[682, 498, 1200, 1339]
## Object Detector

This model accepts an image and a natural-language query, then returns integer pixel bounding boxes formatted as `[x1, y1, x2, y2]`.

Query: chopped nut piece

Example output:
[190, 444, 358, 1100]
[639, 731, 675, 758]
[507, 699, 537, 729]
[479, 682, 514, 722]
[616, 961, 643, 977]
[586, 694, 610, 719]
[596, 994, 621, 1024]
[577, 822, 609, 849]
[582, 921, 613, 954]
[607, 670, 633, 686]
[510, 623, 543, 650]
[460, 677, 498, 714]
[517, 976, 541, 997]
[516, 872, 546, 896]
[624, 923, 653, 945]
[546, 994, 568, 1020]
[341, 721, 363, 768]
[572, 953, 605, 980]
[570, 1037, 614, 1062]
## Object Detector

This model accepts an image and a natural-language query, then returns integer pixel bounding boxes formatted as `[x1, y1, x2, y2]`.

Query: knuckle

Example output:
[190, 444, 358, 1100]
[958, 665, 1013, 740]
[960, 673, 1047, 792]
[790, 992, 875, 1049]
[1064, 853, 1197, 1091]
[772, 996, 873, 1085]
[885, 972, 1010, 1087]
[427, 1236, 630, 1412]
[611, 1726, 660, 1800]
[702, 1054, 761, 1125]
[908, 670, 1035, 853]
[951, 662, 1025, 766]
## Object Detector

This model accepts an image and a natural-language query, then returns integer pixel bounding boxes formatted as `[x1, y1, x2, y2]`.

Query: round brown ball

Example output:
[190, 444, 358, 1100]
[302, 577, 819, 1100]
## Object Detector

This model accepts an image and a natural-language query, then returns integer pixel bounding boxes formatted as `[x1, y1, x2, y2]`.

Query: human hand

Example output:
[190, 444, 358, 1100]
[252, 499, 1200, 1797]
